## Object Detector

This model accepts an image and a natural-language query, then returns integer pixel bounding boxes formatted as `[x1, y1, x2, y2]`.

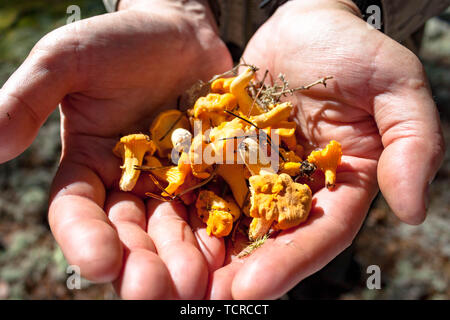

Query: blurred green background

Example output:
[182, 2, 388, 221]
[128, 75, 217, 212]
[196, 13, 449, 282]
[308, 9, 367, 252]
[0, 1, 449, 300]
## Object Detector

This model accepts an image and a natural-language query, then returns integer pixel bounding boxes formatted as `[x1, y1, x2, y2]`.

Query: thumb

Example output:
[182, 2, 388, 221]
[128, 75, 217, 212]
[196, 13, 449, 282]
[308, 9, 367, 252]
[0, 26, 80, 163]
[376, 65, 445, 225]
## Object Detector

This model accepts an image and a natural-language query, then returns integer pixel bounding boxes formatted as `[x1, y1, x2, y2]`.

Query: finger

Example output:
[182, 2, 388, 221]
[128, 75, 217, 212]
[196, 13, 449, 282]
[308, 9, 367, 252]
[206, 262, 242, 300]
[206, 228, 250, 300]
[374, 52, 445, 225]
[105, 192, 175, 299]
[188, 205, 226, 273]
[0, 26, 79, 163]
[147, 200, 208, 299]
[49, 160, 123, 283]
[231, 156, 378, 299]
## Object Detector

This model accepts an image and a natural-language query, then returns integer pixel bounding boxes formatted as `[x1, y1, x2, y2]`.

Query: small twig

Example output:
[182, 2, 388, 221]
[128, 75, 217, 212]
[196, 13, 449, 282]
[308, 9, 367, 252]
[259, 69, 269, 87]
[175, 165, 218, 198]
[218, 134, 259, 141]
[134, 165, 173, 171]
[225, 110, 261, 129]
[147, 172, 176, 199]
[272, 76, 334, 97]
[247, 74, 267, 116]
[276, 73, 289, 102]
[145, 192, 175, 202]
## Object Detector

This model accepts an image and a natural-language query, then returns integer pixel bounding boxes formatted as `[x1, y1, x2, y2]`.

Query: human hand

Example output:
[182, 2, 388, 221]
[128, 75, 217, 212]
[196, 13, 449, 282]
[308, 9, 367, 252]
[0, 0, 232, 299]
[205, 0, 445, 299]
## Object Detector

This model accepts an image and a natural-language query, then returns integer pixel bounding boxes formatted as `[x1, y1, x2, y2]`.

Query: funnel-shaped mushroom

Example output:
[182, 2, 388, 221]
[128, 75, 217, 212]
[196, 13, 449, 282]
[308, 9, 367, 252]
[268, 120, 298, 151]
[250, 102, 293, 128]
[210, 77, 236, 94]
[149, 152, 191, 195]
[193, 93, 237, 127]
[196, 190, 240, 238]
[113, 134, 156, 192]
[230, 66, 264, 116]
[248, 173, 312, 240]
[307, 140, 342, 189]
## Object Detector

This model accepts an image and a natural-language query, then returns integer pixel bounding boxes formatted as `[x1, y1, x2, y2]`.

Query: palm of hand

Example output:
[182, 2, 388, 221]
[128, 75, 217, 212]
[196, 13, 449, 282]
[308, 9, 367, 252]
[42, 10, 233, 299]
[205, 2, 442, 300]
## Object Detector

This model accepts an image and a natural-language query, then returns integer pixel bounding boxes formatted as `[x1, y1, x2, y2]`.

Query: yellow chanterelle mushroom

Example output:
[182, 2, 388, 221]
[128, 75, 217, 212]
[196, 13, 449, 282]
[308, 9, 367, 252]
[145, 152, 191, 196]
[248, 173, 312, 240]
[196, 190, 240, 238]
[193, 93, 237, 127]
[230, 66, 264, 116]
[307, 140, 342, 189]
[210, 76, 236, 94]
[250, 102, 293, 128]
[113, 134, 156, 192]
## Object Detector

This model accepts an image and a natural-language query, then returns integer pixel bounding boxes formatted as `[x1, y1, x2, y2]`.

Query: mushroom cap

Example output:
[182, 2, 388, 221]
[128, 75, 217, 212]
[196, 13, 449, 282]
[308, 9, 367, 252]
[250, 102, 293, 128]
[113, 133, 156, 192]
[307, 140, 342, 188]
[196, 190, 240, 238]
[194, 93, 237, 117]
[307, 140, 342, 169]
[189, 133, 213, 179]
[113, 133, 156, 156]
[248, 173, 312, 232]
[210, 77, 237, 94]
[192, 93, 237, 128]
[279, 148, 303, 176]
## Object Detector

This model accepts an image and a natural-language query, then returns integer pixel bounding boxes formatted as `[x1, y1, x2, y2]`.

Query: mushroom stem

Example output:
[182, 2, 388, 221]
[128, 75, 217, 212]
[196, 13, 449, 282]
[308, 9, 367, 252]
[120, 148, 146, 191]
[325, 170, 336, 189]
[249, 217, 273, 241]
[230, 67, 263, 116]
[217, 164, 248, 208]
[113, 134, 156, 192]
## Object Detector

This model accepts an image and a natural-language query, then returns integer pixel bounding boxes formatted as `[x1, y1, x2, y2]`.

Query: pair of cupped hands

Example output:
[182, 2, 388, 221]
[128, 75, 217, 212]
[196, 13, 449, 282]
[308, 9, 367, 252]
[0, 0, 444, 299]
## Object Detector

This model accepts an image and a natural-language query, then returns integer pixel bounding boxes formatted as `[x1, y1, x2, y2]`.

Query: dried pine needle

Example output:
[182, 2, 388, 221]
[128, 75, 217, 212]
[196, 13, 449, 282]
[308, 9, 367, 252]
[237, 233, 270, 258]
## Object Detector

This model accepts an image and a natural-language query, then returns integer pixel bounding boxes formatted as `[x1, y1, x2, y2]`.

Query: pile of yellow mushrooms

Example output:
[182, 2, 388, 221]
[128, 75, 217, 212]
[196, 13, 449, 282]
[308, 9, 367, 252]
[113, 66, 342, 243]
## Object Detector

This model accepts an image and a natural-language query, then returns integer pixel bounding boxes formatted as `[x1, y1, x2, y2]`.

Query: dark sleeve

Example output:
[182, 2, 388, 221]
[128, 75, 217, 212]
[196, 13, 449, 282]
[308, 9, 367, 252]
[377, 0, 449, 42]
